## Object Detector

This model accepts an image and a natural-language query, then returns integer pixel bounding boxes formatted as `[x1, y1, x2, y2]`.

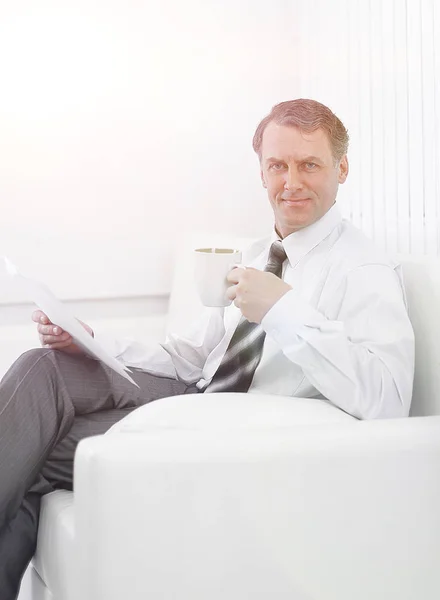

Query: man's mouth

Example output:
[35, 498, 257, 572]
[281, 197, 311, 207]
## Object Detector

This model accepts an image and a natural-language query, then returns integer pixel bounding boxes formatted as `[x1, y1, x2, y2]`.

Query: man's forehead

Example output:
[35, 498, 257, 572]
[261, 122, 332, 160]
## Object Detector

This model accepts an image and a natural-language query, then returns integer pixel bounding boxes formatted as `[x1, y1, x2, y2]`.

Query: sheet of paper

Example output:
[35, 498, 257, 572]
[3, 257, 139, 387]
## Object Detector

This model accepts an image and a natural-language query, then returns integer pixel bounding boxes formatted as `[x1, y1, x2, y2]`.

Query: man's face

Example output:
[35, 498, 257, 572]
[260, 122, 348, 238]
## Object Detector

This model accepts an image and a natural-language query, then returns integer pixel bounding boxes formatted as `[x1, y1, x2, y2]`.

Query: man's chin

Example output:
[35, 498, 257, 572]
[277, 219, 310, 237]
[279, 209, 322, 234]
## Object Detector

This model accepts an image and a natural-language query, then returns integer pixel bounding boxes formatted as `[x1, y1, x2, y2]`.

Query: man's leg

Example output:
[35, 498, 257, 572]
[0, 347, 197, 599]
[0, 475, 52, 599]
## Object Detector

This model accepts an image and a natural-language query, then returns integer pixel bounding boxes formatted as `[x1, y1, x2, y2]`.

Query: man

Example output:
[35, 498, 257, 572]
[0, 99, 414, 598]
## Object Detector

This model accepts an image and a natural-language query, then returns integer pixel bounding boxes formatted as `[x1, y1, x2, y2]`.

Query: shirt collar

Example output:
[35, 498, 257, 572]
[270, 203, 343, 267]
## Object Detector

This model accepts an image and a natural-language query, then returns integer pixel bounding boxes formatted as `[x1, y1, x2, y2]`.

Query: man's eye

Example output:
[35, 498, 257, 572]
[270, 163, 285, 171]
[304, 162, 317, 170]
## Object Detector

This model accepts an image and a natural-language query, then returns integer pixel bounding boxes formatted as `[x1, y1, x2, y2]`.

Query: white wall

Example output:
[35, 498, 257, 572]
[0, 0, 297, 303]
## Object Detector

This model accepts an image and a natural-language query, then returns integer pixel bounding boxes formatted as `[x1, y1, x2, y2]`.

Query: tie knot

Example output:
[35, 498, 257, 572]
[264, 240, 287, 276]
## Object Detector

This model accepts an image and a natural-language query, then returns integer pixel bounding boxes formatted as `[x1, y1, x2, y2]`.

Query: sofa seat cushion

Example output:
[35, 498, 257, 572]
[32, 490, 75, 599]
[107, 392, 356, 435]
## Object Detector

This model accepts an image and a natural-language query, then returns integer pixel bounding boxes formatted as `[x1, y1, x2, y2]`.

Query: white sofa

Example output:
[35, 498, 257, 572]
[24, 243, 440, 599]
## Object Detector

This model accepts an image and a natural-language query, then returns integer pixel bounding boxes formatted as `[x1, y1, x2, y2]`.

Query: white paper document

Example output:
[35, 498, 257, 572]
[3, 257, 139, 387]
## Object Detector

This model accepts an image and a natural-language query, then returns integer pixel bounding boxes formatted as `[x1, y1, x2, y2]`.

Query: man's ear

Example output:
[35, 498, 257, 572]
[338, 155, 349, 184]
[260, 169, 267, 188]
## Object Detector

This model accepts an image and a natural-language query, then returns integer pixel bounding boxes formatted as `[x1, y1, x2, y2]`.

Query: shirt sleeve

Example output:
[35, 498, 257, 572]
[261, 264, 415, 419]
[95, 308, 226, 384]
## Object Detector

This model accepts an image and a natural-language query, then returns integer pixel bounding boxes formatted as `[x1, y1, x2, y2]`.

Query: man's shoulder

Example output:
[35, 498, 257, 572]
[333, 219, 399, 271]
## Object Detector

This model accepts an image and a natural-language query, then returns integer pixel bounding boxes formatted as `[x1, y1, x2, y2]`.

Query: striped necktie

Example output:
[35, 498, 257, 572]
[204, 240, 287, 393]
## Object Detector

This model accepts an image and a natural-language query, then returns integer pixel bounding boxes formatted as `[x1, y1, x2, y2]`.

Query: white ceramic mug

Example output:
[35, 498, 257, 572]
[194, 247, 242, 307]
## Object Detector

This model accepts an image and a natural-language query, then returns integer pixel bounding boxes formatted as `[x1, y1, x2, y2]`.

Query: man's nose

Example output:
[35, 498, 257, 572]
[284, 166, 303, 191]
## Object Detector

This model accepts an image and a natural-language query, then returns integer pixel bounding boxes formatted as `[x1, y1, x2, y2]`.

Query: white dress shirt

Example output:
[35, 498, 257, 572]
[103, 204, 415, 420]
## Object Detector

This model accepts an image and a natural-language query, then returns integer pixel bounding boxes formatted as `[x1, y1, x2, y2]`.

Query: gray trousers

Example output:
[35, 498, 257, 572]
[0, 348, 198, 600]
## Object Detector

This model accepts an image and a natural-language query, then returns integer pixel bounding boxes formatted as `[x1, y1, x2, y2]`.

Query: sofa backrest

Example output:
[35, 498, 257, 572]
[399, 256, 440, 417]
[168, 237, 440, 417]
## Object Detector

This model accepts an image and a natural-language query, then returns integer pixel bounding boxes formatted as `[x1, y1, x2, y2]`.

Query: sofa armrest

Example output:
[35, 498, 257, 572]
[73, 396, 440, 600]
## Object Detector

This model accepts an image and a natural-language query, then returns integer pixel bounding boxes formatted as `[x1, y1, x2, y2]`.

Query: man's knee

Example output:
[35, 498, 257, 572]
[11, 348, 99, 384]
[15, 347, 56, 372]
[5, 348, 69, 386]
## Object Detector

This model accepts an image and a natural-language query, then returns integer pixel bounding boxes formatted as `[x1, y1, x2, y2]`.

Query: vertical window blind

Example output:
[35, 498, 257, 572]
[292, 0, 440, 255]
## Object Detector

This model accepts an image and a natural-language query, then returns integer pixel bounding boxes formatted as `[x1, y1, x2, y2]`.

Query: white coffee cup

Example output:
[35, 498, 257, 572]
[194, 247, 242, 307]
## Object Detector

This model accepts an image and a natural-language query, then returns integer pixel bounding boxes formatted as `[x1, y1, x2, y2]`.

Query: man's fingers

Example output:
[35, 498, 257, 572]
[227, 267, 246, 284]
[42, 339, 73, 350]
[37, 323, 65, 336]
[42, 335, 73, 348]
[226, 285, 237, 301]
[32, 310, 51, 325]
[40, 332, 70, 345]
